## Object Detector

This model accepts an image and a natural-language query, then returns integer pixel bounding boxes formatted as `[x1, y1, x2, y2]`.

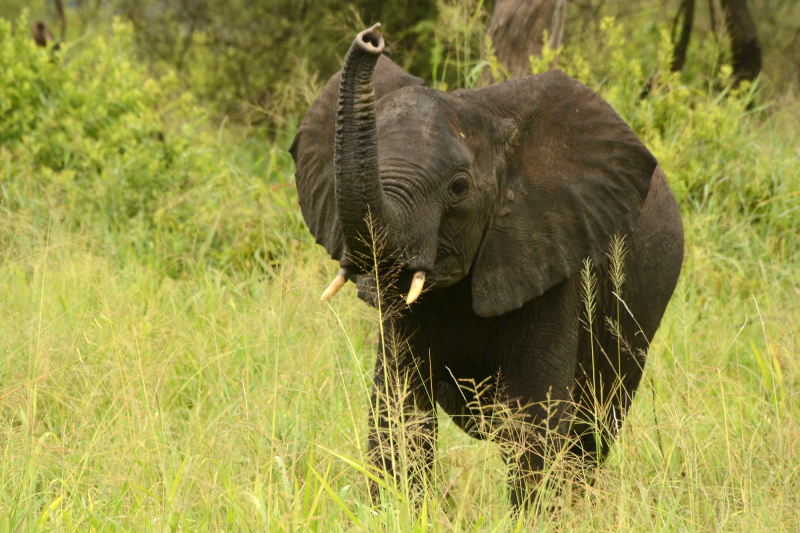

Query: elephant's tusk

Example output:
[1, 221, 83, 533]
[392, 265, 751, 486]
[321, 268, 350, 301]
[406, 271, 426, 305]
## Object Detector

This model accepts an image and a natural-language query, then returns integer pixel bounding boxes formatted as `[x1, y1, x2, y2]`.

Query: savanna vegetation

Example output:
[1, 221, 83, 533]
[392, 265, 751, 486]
[1, 0, 798, 530]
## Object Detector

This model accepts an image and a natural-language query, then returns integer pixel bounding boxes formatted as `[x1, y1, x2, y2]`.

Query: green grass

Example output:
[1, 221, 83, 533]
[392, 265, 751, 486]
[1, 189, 798, 531]
[2, 7, 800, 532]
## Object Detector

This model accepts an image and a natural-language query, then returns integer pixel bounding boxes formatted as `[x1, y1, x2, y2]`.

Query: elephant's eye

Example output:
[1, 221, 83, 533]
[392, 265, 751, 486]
[449, 177, 470, 197]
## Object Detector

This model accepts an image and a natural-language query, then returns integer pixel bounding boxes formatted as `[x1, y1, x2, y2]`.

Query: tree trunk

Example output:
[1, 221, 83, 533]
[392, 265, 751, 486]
[670, 0, 696, 73]
[482, 0, 566, 83]
[720, 0, 762, 85]
[55, 0, 67, 40]
[650, 0, 762, 98]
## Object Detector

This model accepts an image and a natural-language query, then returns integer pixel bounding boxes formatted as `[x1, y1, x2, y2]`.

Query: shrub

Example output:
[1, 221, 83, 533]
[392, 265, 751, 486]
[0, 14, 308, 277]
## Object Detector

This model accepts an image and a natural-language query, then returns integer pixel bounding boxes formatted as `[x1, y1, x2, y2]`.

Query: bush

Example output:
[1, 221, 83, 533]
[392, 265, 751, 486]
[106, 0, 443, 125]
[0, 15, 308, 277]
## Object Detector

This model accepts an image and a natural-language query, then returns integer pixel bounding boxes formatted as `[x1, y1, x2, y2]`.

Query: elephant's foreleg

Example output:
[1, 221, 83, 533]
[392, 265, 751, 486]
[367, 340, 437, 503]
[568, 368, 638, 468]
[499, 398, 577, 509]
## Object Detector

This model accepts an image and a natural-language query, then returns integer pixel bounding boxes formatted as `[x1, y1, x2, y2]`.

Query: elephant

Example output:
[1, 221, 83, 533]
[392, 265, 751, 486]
[290, 24, 684, 507]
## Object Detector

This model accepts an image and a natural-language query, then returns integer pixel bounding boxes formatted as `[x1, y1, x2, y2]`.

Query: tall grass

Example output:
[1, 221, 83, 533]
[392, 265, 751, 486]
[1, 4, 799, 531]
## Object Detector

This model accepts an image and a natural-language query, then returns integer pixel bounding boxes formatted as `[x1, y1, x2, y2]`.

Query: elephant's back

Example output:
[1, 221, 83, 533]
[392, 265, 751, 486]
[624, 165, 684, 340]
[570, 165, 683, 446]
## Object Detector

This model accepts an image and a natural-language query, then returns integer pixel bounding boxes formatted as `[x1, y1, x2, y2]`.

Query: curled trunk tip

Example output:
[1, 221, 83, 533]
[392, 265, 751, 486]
[357, 23, 384, 54]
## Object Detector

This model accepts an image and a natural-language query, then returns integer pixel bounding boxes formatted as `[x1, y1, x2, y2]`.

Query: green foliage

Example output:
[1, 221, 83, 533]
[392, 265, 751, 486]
[479, 34, 510, 84]
[8, 0, 800, 126]
[114, 0, 351, 124]
[82, 0, 479, 118]
[0, 15, 308, 276]
[413, 0, 489, 90]
[96, 0, 441, 124]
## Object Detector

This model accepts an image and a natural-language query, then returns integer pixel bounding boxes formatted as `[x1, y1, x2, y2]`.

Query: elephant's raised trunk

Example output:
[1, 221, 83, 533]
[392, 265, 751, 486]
[334, 24, 392, 266]
[324, 24, 428, 305]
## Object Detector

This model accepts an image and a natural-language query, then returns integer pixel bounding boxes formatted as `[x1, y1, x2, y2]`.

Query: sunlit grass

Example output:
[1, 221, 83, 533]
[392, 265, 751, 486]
[2, 3, 800, 530]
[1, 190, 798, 530]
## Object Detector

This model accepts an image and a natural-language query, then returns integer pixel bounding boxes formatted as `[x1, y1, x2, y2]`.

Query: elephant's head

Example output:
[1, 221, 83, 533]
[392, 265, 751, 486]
[290, 24, 656, 317]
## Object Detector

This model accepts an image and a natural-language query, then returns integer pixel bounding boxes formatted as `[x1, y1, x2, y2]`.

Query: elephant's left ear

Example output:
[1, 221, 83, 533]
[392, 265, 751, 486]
[469, 70, 656, 317]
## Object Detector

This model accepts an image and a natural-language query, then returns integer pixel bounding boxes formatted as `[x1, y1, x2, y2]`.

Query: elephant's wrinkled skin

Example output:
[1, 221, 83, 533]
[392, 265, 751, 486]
[290, 24, 684, 507]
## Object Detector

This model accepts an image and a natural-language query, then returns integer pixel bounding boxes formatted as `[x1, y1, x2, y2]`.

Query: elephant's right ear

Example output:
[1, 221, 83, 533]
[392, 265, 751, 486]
[469, 70, 656, 317]
[290, 55, 424, 261]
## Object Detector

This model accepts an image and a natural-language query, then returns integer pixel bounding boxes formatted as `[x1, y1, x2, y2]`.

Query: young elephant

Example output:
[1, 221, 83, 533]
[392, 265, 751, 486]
[290, 24, 683, 507]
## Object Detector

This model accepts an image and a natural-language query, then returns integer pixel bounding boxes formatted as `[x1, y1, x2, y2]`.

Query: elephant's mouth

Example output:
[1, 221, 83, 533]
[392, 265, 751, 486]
[395, 256, 465, 300]
[321, 264, 429, 305]
[395, 245, 466, 294]
[429, 245, 470, 289]
[380, 264, 426, 304]
[396, 267, 427, 291]
[321, 254, 468, 305]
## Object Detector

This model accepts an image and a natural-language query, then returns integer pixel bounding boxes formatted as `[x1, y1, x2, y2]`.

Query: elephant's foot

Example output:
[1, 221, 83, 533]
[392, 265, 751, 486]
[367, 410, 438, 505]
[503, 429, 593, 512]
